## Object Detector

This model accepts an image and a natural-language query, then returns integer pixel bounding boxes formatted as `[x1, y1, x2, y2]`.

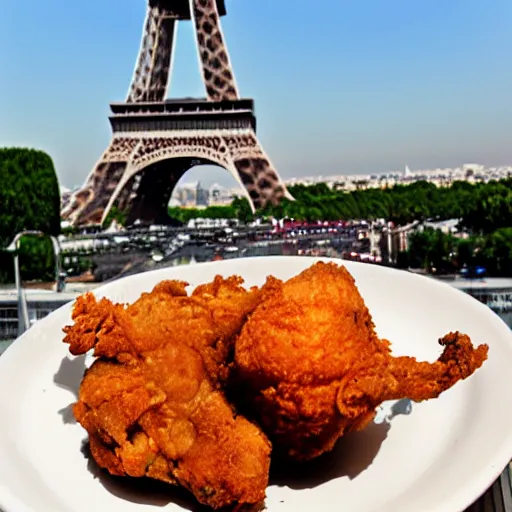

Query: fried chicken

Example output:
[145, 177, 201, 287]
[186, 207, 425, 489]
[63, 276, 271, 510]
[234, 262, 489, 461]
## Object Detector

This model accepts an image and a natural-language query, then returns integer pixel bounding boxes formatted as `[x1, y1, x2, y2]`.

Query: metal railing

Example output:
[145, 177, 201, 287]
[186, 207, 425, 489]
[466, 464, 512, 511]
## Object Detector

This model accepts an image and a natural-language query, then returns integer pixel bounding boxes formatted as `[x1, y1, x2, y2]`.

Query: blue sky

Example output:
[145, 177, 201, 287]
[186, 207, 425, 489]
[1, 0, 512, 189]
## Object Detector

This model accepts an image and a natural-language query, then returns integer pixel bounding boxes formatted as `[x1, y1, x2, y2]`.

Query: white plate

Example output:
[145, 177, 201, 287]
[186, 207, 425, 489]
[1, 256, 512, 512]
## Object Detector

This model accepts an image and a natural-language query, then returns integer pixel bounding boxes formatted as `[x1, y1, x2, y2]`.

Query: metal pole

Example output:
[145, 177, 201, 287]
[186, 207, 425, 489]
[387, 223, 393, 265]
[6, 230, 63, 337]
[18, 288, 30, 337]
[11, 238, 30, 337]
[13, 240, 26, 337]
[49, 236, 64, 292]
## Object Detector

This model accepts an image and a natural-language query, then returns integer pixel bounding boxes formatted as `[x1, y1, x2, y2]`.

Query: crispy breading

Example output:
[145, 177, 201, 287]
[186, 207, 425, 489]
[63, 277, 271, 510]
[234, 262, 488, 460]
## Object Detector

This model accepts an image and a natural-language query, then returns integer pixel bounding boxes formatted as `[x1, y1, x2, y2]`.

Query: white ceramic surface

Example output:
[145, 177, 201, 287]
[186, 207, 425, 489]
[1, 256, 512, 512]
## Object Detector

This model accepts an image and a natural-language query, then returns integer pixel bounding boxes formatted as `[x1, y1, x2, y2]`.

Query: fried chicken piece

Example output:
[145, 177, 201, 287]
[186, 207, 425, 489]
[63, 277, 271, 510]
[234, 262, 488, 461]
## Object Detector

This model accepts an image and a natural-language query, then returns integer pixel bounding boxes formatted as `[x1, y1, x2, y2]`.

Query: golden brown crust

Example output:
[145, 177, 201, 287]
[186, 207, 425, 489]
[234, 262, 489, 460]
[63, 277, 271, 510]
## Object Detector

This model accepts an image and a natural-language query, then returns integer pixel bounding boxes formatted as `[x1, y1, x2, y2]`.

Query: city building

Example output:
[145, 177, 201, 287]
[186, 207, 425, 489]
[283, 163, 511, 192]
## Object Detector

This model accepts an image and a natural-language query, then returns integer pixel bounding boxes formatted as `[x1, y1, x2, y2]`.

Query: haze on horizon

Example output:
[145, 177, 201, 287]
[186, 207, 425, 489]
[1, 0, 512, 190]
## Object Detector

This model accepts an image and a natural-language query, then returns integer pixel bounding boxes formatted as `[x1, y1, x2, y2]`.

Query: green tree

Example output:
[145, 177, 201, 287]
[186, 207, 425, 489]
[461, 181, 512, 234]
[0, 148, 61, 283]
[408, 228, 457, 273]
[102, 205, 127, 229]
[479, 228, 512, 276]
[231, 197, 254, 224]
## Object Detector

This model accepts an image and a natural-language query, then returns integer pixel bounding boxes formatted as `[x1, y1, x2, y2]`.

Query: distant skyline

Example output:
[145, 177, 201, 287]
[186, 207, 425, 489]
[2, 0, 512, 190]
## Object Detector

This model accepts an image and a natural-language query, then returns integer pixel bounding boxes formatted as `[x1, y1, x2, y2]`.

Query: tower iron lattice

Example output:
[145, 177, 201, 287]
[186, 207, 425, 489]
[62, 0, 293, 227]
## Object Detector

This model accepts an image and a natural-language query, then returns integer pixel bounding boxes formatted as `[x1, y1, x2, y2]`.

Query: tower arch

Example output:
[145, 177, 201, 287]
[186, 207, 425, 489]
[102, 150, 255, 227]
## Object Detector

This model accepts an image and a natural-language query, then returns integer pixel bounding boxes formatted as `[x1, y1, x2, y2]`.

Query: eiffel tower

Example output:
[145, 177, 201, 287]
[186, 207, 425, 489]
[62, 0, 293, 227]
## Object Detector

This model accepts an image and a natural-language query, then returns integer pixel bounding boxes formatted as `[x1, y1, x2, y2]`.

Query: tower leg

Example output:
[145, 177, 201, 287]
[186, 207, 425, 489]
[62, 161, 128, 226]
[123, 159, 192, 226]
[127, 7, 177, 103]
[61, 138, 139, 226]
[189, 0, 239, 101]
[226, 130, 292, 210]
